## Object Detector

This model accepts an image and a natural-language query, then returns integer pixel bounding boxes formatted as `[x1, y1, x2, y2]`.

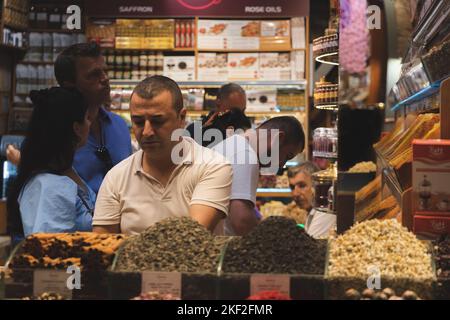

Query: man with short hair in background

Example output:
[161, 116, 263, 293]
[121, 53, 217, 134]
[288, 162, 336, 238]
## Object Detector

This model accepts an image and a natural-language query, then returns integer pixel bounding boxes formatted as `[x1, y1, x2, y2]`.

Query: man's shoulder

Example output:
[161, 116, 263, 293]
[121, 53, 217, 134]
[185, 137, 230, 166]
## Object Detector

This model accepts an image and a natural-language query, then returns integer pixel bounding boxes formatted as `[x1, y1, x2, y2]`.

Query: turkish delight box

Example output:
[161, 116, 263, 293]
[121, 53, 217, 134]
[260, 20, 291, 51]
[413, 215, 450, 237]
[412, 139, 450, 217]
[197, 20, 260, 50]
[197, 53, 228, 81]
[227, 53, 259, 81]
[259, 53, 291, 80]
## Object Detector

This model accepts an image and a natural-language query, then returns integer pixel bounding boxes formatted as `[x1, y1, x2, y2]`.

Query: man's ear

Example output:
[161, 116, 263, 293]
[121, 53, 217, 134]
[179, 108, 187, 124]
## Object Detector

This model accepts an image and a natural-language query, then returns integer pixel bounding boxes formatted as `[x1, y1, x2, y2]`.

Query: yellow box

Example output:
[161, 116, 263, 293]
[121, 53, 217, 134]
[141, 37, 174, 49]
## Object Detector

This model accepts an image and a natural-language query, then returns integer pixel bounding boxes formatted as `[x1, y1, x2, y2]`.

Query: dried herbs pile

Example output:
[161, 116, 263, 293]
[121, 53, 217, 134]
[222, 216, 326, 274]
[115, 217, 228, 273]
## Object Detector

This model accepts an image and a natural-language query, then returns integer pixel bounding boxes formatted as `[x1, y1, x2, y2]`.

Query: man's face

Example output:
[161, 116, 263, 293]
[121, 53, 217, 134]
[257, 131, 303, 171]
[218, 91, 246, 112]
[74, 56, 110, 107]
[130, 91, 186, 159]
[289, 171, 314, 211]
[278, 142, 303, 168]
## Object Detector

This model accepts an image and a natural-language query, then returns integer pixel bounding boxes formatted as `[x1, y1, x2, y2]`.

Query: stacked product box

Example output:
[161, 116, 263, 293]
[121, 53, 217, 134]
[412, 139, 450, 237]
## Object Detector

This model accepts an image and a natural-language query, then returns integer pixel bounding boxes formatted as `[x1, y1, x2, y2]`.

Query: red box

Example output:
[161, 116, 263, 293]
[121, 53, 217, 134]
[412, 139, 450, 217]
[413, 215, 450, 237]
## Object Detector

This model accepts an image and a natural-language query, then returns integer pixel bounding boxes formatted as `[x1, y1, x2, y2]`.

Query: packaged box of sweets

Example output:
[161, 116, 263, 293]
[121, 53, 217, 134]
[412, 139, 450, 217]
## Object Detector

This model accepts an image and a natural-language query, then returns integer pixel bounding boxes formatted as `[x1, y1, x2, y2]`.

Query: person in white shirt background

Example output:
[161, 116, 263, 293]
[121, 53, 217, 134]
[287, 162, 336, 238]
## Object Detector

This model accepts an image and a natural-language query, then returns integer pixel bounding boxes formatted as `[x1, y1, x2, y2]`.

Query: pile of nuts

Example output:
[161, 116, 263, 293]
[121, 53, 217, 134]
[348, 161, 377, 173]
[344, 288, 422, 300]
[328, 220, 434, 280]
[115, 217, 229, 273]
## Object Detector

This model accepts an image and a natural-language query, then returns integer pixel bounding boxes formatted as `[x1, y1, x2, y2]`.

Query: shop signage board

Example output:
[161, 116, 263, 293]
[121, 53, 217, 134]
[250, 274, 290, 296]
[33, 270, 73, 299]
[86, 0, 309, 18]
[141, 271, 182, 297]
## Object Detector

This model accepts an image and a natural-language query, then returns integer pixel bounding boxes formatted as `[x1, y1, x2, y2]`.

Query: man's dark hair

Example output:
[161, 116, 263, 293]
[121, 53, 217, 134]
[131, 75, 184, 113]
[217, 83, 246, 101]
[54, 42, 102, 86]
[202, 108, 251, 148]
[258, 116, 305, 149]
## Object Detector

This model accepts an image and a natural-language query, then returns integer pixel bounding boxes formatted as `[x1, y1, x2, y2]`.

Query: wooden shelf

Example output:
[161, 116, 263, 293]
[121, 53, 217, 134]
[113, 110, 304, 116]
[19, 61, 54, 65]
[0, 44, 28, 53]
[198, 48, 293, 52]
[3, 23, 28, 32]
[173, 48, 196, 52]
[110, 79, 307, 88]
[256, 188, 292, 198]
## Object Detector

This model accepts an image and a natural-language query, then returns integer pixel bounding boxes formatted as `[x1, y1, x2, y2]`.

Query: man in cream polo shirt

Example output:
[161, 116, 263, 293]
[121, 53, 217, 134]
[93, 76, 232, 235]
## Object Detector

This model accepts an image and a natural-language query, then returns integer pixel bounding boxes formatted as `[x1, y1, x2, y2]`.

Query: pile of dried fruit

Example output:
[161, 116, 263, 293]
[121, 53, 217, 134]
[9, 232, 126, 271]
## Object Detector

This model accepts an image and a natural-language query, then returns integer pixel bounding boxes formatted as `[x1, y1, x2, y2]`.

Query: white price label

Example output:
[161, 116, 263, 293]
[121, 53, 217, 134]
[33, 270, 73, 299]
[250, 274, 290, 296]
[141, 272, 182, 297]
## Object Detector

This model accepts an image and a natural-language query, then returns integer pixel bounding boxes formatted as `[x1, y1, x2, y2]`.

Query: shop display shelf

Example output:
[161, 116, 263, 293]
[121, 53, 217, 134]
[3, 23, 28, 32]
[0, 44, 28, 54]
[108, 237, 326, 300]
[29, 28, 85, 34]
[172, 48, 195, 52]
[110, 79, 307, 89]
[324, 240, 437, 300]
[3, 237, 114, 300]
[112, 110, 305, 117]
[314, 103, 338, 111]
[411, 0, 450, 47]
[256, 188, 291, 198]
[391, 80, 442, 112]
[198, 48, 292, 53]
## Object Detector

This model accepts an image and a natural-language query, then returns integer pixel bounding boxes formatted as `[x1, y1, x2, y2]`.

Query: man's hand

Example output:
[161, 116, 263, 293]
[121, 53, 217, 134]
[228, 199, 259, 236]
[93, 224, 121, 234]
[189, 204, 225, 232]
[6, 145, 21, 166]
